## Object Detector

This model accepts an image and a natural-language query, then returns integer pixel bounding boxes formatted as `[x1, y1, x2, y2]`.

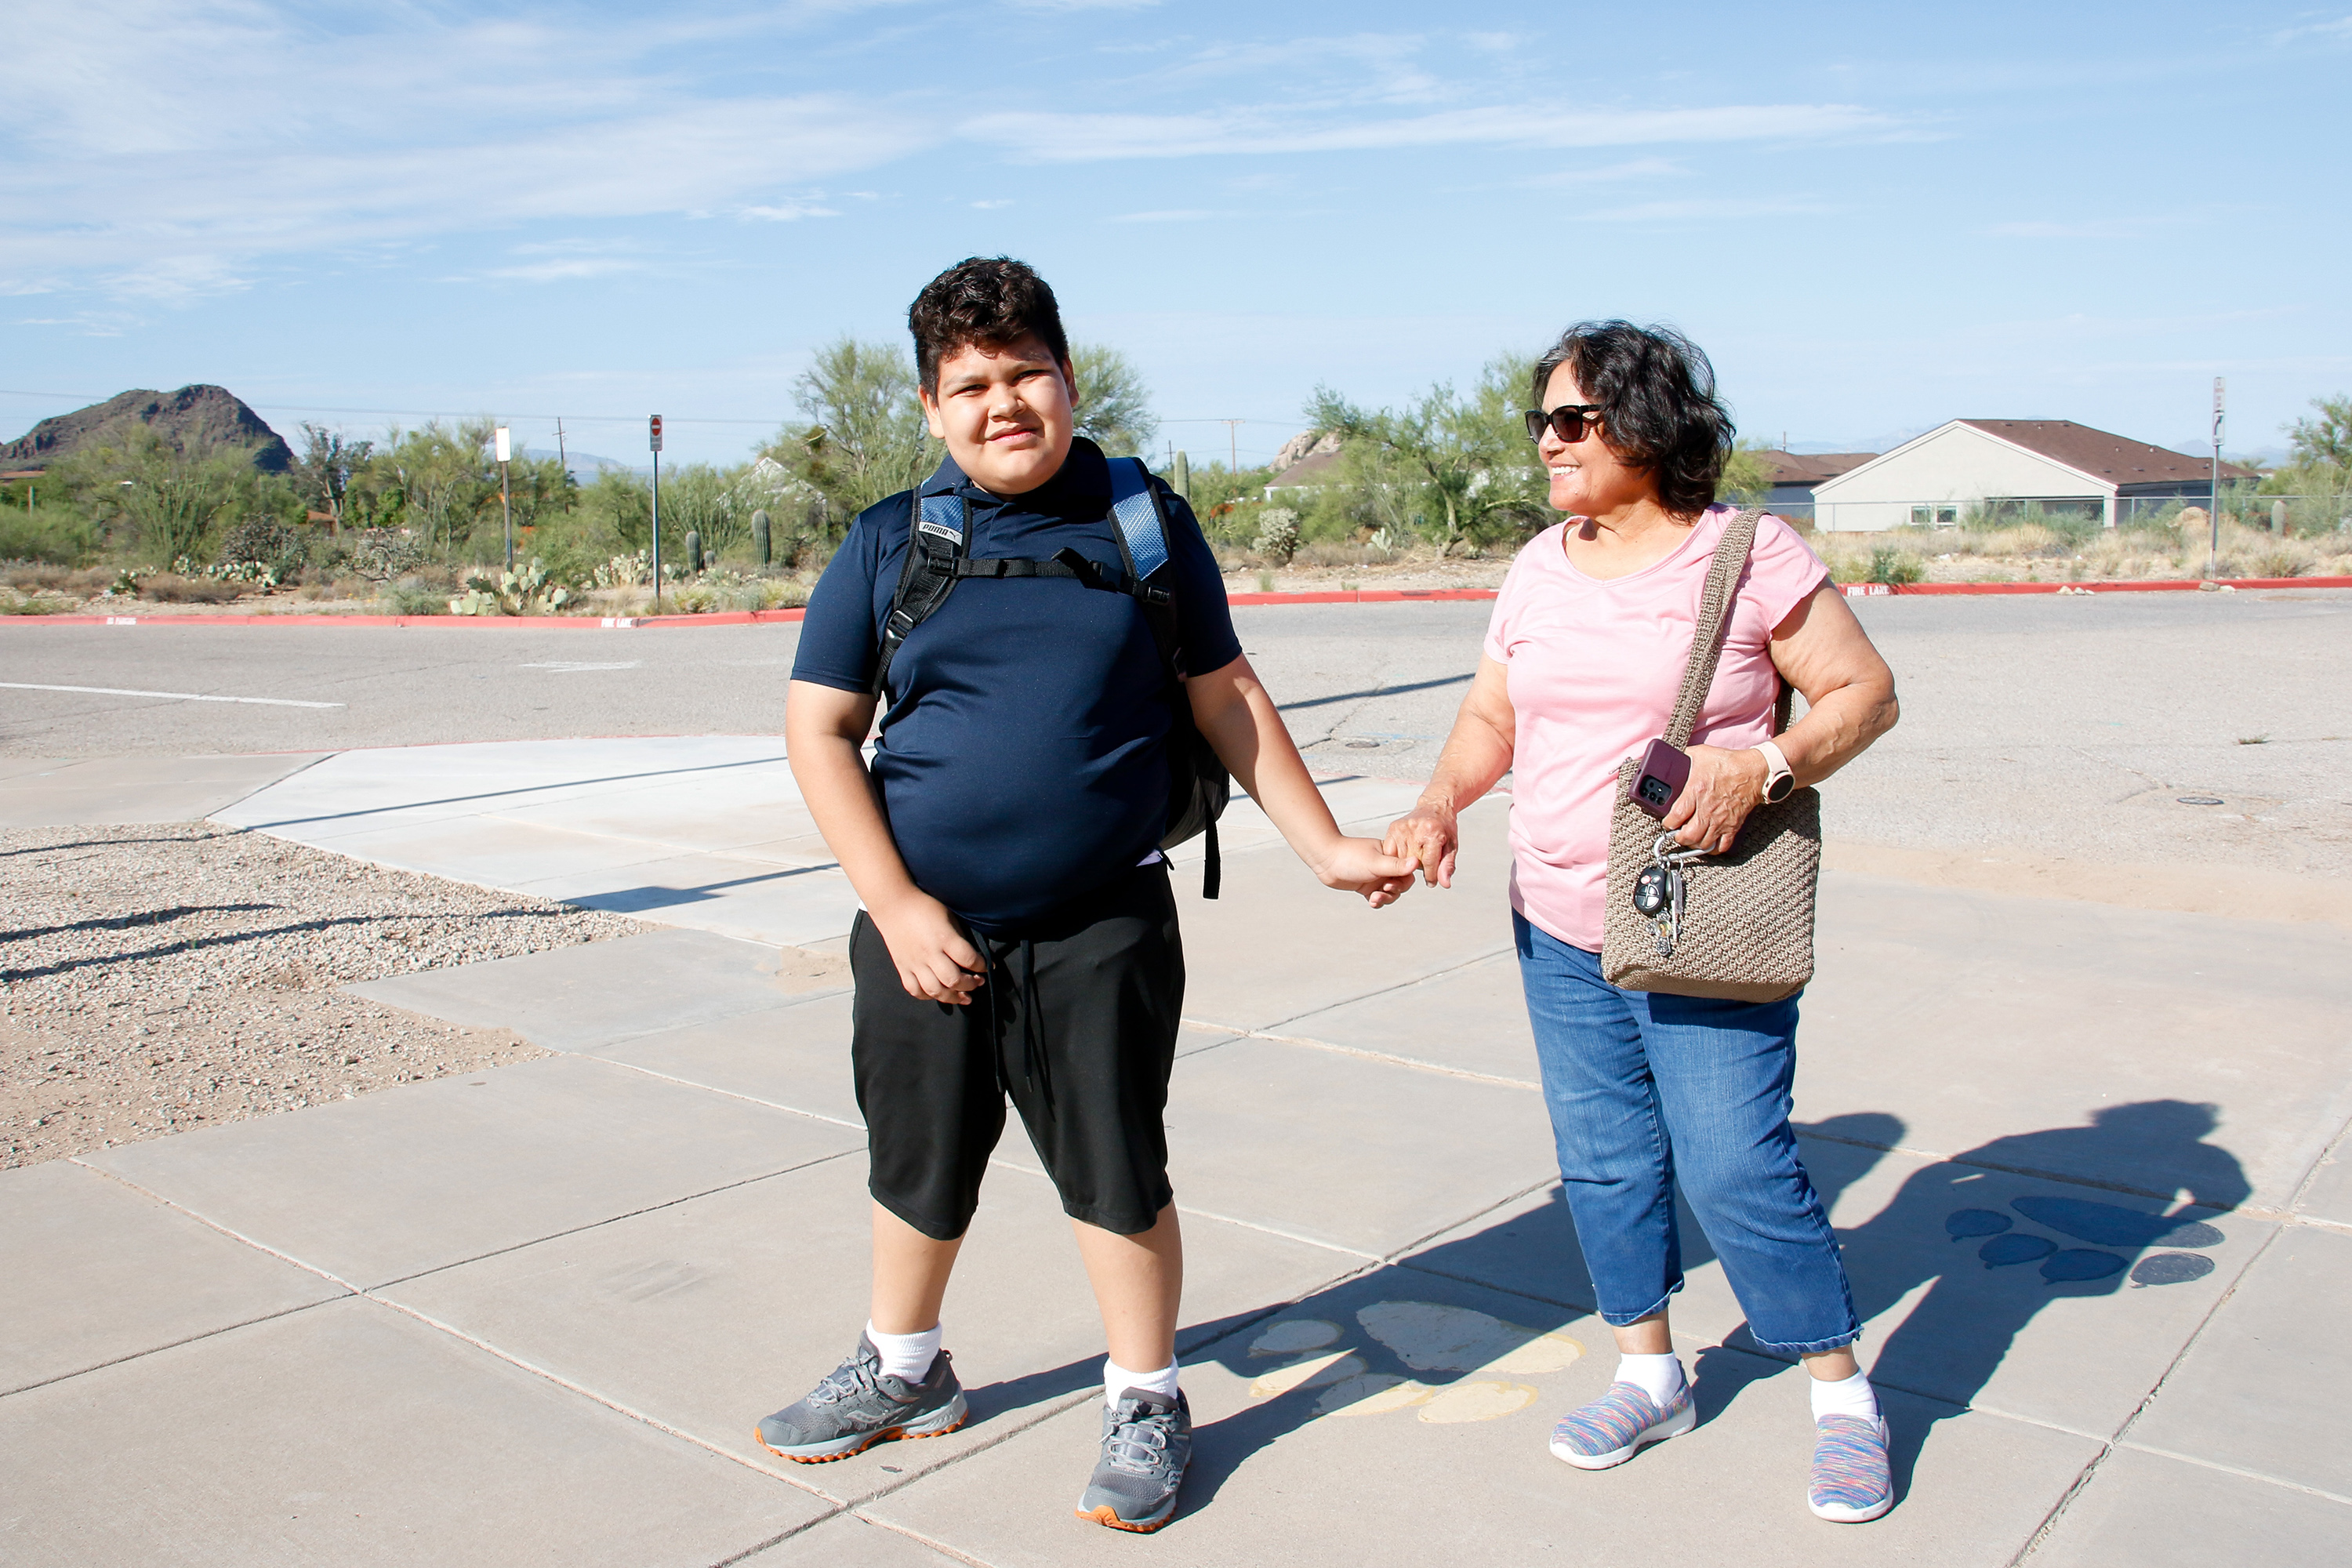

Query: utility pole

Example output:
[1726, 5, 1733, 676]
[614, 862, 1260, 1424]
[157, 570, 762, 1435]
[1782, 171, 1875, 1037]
[649, 415, 665, 612]
[1221, 419, 1242, 474]
[495, 425, 514, 570]
[2209, 377, 2225, 578]
[556, 417, 568, 480]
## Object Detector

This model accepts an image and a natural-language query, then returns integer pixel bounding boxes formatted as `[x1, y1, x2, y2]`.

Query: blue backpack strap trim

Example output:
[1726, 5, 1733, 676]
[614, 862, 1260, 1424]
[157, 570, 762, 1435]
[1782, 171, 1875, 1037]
[915, 491, 964, 546]
[1107, 456, 1169, 579]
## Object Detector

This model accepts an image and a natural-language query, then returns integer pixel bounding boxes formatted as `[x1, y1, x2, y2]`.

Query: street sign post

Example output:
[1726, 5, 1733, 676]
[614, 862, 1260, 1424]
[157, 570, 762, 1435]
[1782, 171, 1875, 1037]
[649, 416, 664, 611]
[495, 425, 514, 570]
[2209, 378, 2224, 577]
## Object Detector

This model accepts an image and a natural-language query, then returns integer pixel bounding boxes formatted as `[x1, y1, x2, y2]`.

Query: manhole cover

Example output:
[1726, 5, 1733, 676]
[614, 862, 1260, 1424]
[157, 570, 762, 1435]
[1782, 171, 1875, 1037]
[1345, 740, 1380, 750]
[2177, 796, 2225, 806]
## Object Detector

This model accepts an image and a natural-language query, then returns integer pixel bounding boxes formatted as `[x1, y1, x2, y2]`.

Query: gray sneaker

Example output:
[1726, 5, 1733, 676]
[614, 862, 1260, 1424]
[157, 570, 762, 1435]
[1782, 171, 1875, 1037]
[1075, 1390, 1192, 1533]
[754, 1334, 967, 1464]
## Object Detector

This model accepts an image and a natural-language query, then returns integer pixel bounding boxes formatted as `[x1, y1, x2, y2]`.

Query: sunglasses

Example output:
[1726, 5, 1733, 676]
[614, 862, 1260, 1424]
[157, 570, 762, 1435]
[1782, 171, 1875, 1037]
[1523, 405, 1602, 444]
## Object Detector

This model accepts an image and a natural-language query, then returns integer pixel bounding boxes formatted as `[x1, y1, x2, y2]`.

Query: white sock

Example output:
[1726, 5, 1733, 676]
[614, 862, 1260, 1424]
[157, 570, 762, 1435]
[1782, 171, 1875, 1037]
[1105, 1356, 1181, 1408]
[1809, 1368, 1879, 1423]
[1616, 1352, 1686, 1406]
[866, 1320, 942, 1384]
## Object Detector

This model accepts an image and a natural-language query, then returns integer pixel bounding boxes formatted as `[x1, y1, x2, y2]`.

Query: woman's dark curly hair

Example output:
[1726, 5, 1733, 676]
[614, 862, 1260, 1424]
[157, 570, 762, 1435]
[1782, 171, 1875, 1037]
[907, 256, 1070, 396]
[1530, 321, 1734, 516]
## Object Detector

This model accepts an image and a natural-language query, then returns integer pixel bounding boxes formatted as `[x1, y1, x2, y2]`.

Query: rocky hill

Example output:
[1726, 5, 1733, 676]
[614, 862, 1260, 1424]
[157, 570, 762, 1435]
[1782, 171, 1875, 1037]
[1, 386, 294, 474]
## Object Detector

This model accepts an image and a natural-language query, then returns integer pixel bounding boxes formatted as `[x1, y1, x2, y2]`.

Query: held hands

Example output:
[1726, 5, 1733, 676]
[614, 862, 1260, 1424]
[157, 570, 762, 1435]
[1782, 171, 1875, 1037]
[1664, 745, 1770, 855]
[1383, 800, 1460, 890]
[1310, 835, 1418, 909]
[869, 888, 987, 1004]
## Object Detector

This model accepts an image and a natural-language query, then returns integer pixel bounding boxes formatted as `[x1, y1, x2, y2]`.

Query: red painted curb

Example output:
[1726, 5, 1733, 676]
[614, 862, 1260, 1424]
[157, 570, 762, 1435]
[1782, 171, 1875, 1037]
[1835, 575, 2352, 598]
[5, 576, 2345, 628]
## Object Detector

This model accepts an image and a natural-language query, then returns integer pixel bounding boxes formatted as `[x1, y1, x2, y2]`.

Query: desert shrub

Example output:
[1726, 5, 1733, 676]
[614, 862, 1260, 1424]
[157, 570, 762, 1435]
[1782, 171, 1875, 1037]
[0, 504, 100, 564]
[216, 514, 308, 579]
[382, 577, 447, 615]
[346, 528, 426, 583]
[136, 574, 246, 604]
[1254, 507, 1301, 565]
[1867, 547, 1924, 586]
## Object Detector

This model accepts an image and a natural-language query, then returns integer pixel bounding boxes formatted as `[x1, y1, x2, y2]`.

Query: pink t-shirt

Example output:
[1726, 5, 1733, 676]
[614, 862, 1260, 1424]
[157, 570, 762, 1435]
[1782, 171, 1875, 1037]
[1484, 506, 1829, 951]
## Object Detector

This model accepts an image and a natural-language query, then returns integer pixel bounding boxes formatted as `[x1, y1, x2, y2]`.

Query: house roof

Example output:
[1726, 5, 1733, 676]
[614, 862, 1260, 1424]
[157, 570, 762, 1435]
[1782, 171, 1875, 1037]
[1958, 420, 2254, 485]
[1760, 451, 1877, 485]
[1268, 448, 1344, 488]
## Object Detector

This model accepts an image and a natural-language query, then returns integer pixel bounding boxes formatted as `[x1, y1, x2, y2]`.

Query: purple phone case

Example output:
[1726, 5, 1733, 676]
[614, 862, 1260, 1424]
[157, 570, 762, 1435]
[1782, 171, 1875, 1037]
[1626, 739, 1690, 820]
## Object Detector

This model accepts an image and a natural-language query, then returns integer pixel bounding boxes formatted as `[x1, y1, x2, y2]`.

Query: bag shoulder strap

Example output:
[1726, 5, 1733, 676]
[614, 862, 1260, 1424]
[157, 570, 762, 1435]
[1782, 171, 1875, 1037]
[870, 485, 969, 699]
[1662, 506, 1762, 750]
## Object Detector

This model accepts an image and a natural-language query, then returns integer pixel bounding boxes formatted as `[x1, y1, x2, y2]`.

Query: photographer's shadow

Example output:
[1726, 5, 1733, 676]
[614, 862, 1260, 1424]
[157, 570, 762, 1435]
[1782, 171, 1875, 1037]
[1816, 1100, 2248, 1434]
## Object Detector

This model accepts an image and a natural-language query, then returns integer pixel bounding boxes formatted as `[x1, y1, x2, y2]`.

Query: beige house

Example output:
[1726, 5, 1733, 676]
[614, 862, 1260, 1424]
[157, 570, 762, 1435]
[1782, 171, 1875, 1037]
[1809, 419, 2252, 532]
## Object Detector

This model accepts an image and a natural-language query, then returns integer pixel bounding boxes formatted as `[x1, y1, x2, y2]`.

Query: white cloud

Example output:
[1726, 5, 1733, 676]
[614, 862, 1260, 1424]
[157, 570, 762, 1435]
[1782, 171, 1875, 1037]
[740, 200, 845, 222]
[2269, 14, 2352, 44]
[1580, 197, 1830, 223]
[966, 101, 1896, 162]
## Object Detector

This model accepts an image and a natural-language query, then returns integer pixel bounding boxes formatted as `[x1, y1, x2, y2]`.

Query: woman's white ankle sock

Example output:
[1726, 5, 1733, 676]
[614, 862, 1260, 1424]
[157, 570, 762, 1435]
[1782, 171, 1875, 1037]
[1617, 1352, 1686, 1406]
[1809, 1368, 1879, 1422]
[867, 1321, 942, 1383]
[1105, 1357, 1181, 1408]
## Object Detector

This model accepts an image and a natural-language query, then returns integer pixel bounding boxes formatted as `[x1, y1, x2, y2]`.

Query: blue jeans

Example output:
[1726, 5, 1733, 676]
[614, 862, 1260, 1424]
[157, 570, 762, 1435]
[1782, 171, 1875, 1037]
[1515, 913, 1859, 1355]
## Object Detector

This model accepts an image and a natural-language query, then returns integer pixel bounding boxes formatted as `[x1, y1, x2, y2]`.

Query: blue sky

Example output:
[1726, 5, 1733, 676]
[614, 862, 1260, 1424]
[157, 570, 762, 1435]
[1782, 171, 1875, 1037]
[5, 1, 2347, 469]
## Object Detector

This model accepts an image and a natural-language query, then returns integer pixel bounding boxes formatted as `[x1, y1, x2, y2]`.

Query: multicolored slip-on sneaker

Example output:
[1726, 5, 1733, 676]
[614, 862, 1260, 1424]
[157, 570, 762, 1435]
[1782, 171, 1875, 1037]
[1809, 1414, 1894, 1522]
[1548, 1380, 1696, 1470]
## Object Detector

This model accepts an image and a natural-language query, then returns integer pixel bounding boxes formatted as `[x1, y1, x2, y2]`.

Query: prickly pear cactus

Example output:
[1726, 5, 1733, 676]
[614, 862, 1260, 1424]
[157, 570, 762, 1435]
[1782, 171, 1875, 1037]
[449, 557, 575, 615]
[752, 510, 771, 568]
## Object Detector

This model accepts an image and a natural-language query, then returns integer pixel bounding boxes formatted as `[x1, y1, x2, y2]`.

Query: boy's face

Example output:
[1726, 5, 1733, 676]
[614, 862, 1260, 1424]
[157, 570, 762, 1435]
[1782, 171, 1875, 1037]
[920, 335, 1076, 497]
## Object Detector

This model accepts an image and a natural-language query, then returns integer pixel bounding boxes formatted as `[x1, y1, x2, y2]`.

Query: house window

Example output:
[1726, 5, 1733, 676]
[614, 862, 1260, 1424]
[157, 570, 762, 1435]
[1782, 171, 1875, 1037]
[1910, 505, 1959, 526]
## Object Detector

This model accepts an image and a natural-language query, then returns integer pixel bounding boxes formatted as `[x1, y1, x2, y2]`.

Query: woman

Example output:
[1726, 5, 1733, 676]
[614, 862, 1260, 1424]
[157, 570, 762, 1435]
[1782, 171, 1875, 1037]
[1386, 321, 1900, 1523]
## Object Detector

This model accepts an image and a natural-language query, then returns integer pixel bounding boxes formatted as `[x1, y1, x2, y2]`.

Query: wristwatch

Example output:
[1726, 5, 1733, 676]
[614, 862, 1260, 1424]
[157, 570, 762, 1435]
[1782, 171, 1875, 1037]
[1754, 740, 1795, 804]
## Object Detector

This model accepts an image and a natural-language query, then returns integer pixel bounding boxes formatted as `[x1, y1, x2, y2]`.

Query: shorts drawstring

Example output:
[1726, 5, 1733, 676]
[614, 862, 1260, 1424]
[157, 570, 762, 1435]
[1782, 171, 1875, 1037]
[981, 935, 1052, 1112]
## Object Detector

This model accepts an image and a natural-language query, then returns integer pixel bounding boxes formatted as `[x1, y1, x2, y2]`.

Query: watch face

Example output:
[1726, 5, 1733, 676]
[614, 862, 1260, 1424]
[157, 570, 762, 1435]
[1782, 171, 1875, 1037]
[1764, 775, 1795, 804]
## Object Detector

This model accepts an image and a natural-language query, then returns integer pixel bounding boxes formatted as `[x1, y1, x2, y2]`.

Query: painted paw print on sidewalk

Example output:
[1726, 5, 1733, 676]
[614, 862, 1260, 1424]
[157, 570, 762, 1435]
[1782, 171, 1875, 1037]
[1946, 1196, 2223, 1286]
[1245, 1301, 1584, 1424]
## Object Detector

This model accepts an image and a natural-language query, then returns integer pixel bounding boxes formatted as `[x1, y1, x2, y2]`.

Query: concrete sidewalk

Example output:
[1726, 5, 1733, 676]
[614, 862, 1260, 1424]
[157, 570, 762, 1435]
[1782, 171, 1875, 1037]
[5, 739, 2350, 1566]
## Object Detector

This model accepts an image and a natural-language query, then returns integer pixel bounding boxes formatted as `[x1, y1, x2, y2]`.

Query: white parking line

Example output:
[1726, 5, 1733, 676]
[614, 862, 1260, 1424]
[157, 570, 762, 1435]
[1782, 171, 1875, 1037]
[0, 682, 345, 709]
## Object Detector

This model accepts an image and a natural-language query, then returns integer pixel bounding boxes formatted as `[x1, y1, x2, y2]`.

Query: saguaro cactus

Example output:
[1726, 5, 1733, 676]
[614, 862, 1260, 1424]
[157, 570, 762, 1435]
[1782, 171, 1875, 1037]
[684, 530, 703, 574]
[1171, 451, 1190, 505]
[752, 509, 772, 567]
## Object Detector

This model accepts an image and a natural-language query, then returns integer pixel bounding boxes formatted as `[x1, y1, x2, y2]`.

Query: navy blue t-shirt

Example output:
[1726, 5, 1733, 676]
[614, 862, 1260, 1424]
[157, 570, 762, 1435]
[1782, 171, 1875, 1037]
[791, 437, 1242, 933]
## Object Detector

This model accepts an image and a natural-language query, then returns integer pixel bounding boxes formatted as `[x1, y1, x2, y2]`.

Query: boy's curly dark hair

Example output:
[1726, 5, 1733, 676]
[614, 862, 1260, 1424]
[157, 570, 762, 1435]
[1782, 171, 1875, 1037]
[907, 256, 1070, 396]
[1530, 321, 1734, 516]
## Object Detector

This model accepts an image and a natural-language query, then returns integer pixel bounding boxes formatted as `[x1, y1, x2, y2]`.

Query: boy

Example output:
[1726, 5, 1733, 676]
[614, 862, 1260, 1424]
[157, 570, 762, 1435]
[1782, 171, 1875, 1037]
[760, 256, 1411, 1532]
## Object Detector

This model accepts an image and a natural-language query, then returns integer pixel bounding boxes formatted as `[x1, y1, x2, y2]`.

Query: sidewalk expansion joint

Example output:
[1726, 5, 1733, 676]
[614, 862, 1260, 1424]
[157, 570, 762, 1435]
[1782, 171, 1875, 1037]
[592, 1056, 866, 1131]
[371, 1294, 841, 1499]
[847, 1511, 1007, 1567]
[363, 1147, 866, 1294]
[0, 1294, 347, 1402]
[705, 1511, 850, 1568]
[2111, 1441, 2352, 1508]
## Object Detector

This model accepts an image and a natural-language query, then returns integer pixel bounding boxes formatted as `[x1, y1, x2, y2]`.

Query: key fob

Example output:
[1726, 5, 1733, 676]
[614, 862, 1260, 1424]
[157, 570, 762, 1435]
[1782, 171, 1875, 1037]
[1633, 864, 1671, 918]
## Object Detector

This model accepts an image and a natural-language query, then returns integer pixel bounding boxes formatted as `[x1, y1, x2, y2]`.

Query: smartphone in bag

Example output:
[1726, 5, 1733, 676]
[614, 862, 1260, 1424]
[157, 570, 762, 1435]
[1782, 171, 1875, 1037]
[1625, 738, 1690, 820]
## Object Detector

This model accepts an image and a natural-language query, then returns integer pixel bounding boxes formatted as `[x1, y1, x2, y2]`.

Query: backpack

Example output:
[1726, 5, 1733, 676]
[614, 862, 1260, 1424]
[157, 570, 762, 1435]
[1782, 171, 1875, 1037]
[868, 456, 1230, 897]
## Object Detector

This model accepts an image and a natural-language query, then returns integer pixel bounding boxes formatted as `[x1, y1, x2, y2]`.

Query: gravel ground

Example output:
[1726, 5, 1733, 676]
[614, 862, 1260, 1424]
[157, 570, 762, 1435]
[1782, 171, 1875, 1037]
[1, 824, 643, 1168]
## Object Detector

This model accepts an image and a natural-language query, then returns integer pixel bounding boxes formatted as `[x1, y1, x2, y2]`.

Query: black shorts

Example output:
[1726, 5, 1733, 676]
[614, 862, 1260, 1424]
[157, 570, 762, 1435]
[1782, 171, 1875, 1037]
[851, 862, 1184, 1240]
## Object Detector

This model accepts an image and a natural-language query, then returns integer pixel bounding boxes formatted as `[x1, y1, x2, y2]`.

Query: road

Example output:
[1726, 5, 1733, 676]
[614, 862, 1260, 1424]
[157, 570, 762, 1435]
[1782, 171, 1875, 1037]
[4, 589, 2347, 887]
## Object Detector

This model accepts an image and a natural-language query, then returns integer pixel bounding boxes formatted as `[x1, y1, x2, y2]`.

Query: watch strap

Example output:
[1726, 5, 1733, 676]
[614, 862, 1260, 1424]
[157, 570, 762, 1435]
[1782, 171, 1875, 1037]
[1755, 739, 1795, 804]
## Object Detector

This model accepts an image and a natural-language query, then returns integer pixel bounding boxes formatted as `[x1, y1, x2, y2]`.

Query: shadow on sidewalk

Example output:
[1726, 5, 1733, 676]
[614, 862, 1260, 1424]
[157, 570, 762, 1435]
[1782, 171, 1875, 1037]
[1112, 1099, 2249, 1524]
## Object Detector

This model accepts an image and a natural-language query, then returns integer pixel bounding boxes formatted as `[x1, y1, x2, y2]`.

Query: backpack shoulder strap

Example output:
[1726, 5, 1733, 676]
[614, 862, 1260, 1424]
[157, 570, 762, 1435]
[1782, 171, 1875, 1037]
[871, 485, 969, 700]
[1107, 456, 1171, 579]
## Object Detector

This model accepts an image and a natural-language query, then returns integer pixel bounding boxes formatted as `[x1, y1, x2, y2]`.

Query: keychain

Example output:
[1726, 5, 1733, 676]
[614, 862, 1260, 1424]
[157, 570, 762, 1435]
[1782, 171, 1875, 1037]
[1632, 832, 1708, 958]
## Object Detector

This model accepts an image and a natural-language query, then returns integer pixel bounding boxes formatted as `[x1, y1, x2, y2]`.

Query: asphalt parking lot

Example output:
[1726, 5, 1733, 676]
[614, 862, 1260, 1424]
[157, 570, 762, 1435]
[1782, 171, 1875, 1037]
[5, 590, 2346, 890]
